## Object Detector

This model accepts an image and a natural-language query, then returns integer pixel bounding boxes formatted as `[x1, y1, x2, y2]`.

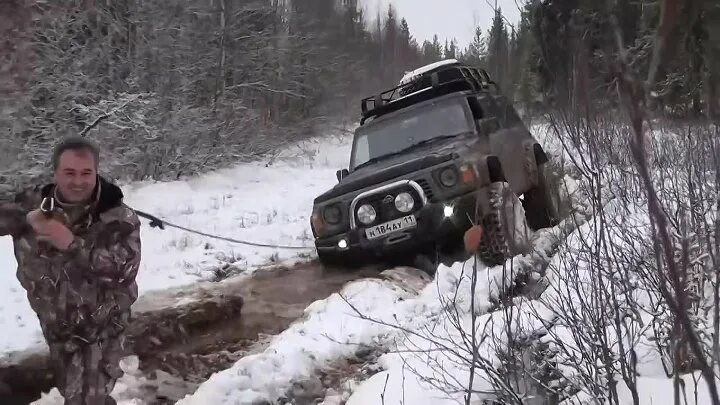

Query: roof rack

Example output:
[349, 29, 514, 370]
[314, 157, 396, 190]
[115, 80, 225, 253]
[360, 62, 498, 125]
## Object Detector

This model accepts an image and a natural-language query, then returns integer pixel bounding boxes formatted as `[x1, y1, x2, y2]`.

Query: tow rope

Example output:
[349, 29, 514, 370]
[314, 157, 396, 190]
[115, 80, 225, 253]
[133, 209, 314, 250]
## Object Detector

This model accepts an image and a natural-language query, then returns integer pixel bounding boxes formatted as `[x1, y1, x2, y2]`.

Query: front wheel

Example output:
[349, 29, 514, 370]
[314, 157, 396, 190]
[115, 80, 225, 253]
[477, 182, 532, 267]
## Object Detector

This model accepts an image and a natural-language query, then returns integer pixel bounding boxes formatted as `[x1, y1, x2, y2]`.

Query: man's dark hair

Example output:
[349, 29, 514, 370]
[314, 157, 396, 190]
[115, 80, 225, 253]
[52, 136, 100, 170]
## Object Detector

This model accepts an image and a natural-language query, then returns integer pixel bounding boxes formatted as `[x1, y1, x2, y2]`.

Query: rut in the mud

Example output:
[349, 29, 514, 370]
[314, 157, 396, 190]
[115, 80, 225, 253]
[0, 260, 383, 404]
[136, 261, 384, 403]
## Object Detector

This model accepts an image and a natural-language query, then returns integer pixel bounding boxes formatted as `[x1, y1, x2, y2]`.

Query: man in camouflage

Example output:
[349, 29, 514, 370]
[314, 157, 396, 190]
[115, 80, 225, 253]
[0, 137, 141, 405]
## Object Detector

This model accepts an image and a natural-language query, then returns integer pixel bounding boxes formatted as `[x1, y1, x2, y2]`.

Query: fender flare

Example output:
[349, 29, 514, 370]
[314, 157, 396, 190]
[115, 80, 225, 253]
[473, 154, 507, 185]
[486, 155, 506, 183]
[533, 143, 549, 166]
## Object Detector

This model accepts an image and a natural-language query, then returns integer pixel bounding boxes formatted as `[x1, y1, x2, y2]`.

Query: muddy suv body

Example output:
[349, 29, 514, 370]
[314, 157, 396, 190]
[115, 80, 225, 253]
[310, 59, 559, 269]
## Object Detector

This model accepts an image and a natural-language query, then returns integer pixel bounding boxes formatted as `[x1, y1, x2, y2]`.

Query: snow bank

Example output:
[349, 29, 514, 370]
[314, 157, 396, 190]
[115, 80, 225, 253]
[0, 128, 353, 357]
[169, 121, 584, 405]
[31, 354, 194, 405]
[344, 122, 720, 404]
[175, 277, 417, 404]
[173, 201, 583, 404]
[345, 210, 587, 404]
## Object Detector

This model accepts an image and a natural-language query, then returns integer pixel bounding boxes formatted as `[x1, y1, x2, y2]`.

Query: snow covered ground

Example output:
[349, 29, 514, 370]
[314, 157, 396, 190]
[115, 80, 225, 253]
[0, 127, 353, 358]
[146, 121, 718, 405]
[19, 118, 720, 405]
[160, 170, 583, 405]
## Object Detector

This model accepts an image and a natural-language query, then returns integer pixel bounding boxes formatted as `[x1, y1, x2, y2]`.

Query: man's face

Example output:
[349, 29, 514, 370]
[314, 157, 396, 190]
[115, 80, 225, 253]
[53, 148, 97, 203]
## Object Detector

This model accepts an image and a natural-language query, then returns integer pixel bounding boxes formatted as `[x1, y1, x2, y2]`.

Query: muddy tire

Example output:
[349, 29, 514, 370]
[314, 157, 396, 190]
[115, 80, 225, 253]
[522, 162, 562, 231]
[477, 182, 532, 266]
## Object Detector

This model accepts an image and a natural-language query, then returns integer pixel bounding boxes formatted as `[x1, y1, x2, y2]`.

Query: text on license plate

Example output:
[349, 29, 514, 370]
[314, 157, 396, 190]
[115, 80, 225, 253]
[365, 215, 417, 240]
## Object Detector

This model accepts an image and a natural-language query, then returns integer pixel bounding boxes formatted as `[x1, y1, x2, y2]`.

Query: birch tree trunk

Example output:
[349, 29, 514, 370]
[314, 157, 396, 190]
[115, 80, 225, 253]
[213, 0, 227, 108]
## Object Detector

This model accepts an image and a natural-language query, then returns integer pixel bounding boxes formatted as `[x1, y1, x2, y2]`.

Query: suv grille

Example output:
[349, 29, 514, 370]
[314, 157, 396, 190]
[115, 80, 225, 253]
[415, 178, 434, 201]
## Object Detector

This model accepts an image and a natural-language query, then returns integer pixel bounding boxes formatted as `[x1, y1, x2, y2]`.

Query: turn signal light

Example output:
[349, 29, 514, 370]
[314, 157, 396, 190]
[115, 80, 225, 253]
[311, 212, 325, 234]
[459, 164, 476, 185]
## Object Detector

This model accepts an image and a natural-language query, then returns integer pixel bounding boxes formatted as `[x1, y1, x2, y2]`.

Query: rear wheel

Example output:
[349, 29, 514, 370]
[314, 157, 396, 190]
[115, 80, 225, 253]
[477, 182, 532, 266]
[522, 162, 561, 231]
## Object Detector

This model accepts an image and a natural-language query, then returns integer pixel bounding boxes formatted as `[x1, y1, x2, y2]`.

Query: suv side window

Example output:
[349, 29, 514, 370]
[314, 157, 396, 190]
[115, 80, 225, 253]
[467, 96, 484, 119]
[476, 95, 502, 125]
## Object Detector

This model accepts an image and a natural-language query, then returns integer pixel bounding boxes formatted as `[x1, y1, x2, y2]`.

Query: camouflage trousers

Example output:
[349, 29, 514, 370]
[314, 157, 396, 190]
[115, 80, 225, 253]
[47, 334, 125, 405]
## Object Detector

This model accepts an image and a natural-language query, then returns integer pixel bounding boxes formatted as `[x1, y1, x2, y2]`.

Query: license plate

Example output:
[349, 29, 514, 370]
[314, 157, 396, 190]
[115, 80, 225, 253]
[365, 215, 417, 240]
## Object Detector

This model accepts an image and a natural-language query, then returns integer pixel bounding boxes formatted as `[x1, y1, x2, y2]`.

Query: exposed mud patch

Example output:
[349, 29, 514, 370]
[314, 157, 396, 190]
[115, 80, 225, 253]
[136, 261, 384, 402]
[0, 259, 384, 404]
[312, 347, 388, 405]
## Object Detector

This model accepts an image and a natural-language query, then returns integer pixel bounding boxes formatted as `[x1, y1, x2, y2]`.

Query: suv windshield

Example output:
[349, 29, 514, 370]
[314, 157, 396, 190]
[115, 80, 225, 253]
[350, 98, 472, 170]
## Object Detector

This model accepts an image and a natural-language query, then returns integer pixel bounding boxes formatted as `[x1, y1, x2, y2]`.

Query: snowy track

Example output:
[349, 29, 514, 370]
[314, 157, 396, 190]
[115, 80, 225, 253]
[16, 209, 587, 405]
[163, 128, 592, 405]
[0, 128, 359, 404]
[5, 123, 607, 404]
[7, 260, 386, 404]
[165, 185, 588, 404]
[0, 131, 354, 360]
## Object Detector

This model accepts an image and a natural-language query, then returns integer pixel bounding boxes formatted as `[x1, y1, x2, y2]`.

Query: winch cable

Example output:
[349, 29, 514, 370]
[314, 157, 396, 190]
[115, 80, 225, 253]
[133, 209, 315, 250]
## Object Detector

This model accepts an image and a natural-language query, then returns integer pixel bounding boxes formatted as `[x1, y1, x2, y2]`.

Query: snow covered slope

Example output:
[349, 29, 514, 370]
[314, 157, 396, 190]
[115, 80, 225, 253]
[172, 220, 583, 405]
[0, 129, 353, 357]
[18, 117, 712, 405]
[170, 121, 720, 405]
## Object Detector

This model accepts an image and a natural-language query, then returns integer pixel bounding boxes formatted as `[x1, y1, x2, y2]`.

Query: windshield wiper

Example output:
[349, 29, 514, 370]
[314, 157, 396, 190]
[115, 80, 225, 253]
[398, 133, 461, 151]
[352, 133, 463, 172]
[353, 149, 408, 171]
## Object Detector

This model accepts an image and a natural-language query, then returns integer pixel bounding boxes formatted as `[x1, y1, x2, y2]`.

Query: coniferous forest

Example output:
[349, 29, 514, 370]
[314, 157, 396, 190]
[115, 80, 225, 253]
[1, 0, 718, 196]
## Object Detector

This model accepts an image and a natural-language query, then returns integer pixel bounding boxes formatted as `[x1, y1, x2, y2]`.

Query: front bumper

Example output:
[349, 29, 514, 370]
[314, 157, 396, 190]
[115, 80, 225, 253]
[315, 190, 479, 258]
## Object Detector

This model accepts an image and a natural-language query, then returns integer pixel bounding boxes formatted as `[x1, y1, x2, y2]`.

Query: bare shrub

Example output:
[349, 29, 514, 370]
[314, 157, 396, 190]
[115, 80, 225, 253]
[338, 12, 720, 404]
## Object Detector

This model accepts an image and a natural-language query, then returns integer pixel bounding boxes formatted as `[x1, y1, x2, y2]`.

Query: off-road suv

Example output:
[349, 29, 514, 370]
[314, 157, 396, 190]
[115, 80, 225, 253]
[310, 59, 560, 270]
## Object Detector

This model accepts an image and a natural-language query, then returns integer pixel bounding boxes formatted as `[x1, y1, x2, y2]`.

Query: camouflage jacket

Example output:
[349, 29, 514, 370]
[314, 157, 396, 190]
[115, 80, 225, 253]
[0, 177, 141, 343]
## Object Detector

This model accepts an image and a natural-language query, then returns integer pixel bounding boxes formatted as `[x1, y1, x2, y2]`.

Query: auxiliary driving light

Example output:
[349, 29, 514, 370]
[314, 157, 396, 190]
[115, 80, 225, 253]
[357, 204, 377, 225]
[394, 192, 414, 213]
[443, 205, 454, 218]
[337, 239, 349, 249]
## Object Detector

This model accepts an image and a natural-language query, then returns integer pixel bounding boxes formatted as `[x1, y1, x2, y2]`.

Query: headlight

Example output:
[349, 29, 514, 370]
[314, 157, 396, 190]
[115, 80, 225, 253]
[357, 204, 376, 225]
[394, 192, 414, 213]
[323, 205, 341, 224]
[439, 167, 458, 187]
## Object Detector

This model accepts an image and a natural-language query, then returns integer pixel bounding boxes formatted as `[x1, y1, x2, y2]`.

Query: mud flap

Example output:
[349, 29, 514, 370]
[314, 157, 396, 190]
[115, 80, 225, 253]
[522, 162, 563, 230]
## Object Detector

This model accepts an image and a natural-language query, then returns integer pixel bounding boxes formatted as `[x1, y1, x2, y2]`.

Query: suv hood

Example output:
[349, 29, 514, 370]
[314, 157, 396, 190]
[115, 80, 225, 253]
[314, 135, 475, 204]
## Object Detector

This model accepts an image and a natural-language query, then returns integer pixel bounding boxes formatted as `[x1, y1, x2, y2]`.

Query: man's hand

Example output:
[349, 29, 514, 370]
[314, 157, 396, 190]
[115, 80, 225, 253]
[463, 224, 484, 253]
[26, 209, 74, 250]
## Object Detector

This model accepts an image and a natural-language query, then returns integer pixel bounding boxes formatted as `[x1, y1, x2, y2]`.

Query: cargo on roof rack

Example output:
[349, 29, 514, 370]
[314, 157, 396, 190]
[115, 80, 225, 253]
[399, 59, 460, 85]
[359, 61, 498, 125]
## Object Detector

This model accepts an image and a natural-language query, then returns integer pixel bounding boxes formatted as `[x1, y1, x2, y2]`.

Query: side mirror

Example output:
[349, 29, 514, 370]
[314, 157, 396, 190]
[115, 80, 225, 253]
[476, 117, 499, 135]
[336, 169, 349, 182]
